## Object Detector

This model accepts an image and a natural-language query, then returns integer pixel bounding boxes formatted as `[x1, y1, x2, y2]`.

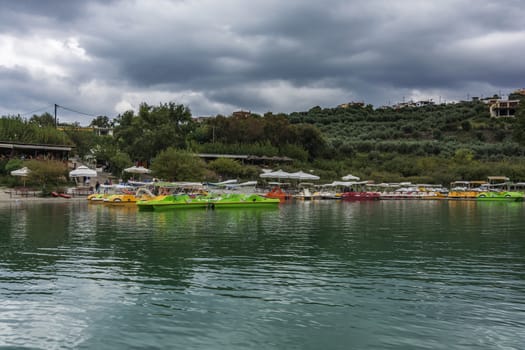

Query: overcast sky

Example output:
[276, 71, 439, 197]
[1, 0, 524, 125]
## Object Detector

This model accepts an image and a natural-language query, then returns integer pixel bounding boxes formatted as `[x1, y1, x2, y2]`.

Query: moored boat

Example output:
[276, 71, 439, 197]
[341, 181, 380, 201]
[137, 193, 280, 211]
[87, 193, 108, 203]
[342, 191, 380, 200]
[212, 193, 281, 208]
[104, 187, 155, 205]
[447, 181, 487, 200]
[376, 183, 447, 200]
[294, 183, 320, 200]
[476, 191, 524, 202]
[52, 192, 71, 198]
[87, 183, 136, 203]
[265, 185, 293, 201]
[294, 187, 314, 200]
[137, 194, 209, 211]
[317, 182, 344, 200]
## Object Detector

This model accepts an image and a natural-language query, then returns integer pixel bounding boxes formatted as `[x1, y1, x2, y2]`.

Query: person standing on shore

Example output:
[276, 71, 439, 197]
[95, 181, 100, 194]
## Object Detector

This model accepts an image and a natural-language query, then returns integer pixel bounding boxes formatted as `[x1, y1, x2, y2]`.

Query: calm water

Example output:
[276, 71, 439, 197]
[0, 200, 524, 349]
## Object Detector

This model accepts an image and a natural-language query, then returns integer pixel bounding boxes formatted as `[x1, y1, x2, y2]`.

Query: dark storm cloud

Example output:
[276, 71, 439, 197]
[0, 0, 114, 33]
[1, 0, 524, 124]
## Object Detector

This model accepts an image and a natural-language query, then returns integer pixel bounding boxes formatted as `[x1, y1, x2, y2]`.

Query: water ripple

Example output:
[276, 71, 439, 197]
[0, 201, 524, 349]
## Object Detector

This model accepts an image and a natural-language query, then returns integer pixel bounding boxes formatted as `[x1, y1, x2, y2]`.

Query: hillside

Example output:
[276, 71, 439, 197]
[2, 98, 525, 185]
[288, 100, 521, 160]
[276, 98, 525, 184]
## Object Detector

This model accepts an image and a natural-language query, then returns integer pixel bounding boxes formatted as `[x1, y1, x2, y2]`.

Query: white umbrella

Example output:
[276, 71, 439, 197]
[10, 167, 31, 187]
[124, 166, 151, 174]
[10, 167, 31, 177]
[289, 170, 320, 181]
[124, 165, 151, 180]
[260, 169, 292, 179]
[69, 165, 97, 178]
[342, 174, 360, 181]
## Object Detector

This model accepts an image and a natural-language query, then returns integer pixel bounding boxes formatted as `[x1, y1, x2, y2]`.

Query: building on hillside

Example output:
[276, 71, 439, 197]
[58, 125, 113, 136]
[232, 110, 251, 118]
[338, 101, 365, 108]
[392, 99, 435, 109]
[193, 116, 212, 123]
[489, 99, 520, 117]
[92, 126, 113, 136]
[414, 100, 435, 107]
[512, 88, 525, 96]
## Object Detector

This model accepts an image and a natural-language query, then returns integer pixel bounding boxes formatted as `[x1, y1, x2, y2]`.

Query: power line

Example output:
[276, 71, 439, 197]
[56, 104, 99, 118]
[19, 105, 54, 117]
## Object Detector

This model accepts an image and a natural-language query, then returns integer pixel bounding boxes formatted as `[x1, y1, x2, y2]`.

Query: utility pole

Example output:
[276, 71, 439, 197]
[54, 104, 58, 128]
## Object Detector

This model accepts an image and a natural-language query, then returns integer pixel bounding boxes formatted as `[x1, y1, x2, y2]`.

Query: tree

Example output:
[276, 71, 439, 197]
[25, 159, 68, 190]
[113, 102, 195, 162]
[207, 158, 244, 179]
[90, 115, 112, 128]
[109, 152, 133, 177]
[4, 159, 24, 173]
[0, 115, 71, 145]
[64, 129, 96, 159]
[151, 148, 206, 181]
[461, 120, 472, 131]
[512, 102, 525, 145]
[91, 136, 118, 167]
[263, 114, 296, 146]
[293, 124, 327, 160]
[454, 148, 474, 163]
[112, 110, 143, 157]
[29, 113, 55, 127]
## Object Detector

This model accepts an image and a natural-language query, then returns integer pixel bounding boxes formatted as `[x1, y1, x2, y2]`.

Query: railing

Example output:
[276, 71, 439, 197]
[70, 187, 92, 197]
[4, 188, 42, 198]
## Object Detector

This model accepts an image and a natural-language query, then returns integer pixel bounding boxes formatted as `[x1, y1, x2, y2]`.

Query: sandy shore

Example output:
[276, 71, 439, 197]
[0, 187, 87, 203]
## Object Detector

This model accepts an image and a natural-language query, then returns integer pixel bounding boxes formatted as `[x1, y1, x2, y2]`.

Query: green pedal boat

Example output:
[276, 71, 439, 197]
[137, 193, 280, 211]
[476, 191, 524, 202]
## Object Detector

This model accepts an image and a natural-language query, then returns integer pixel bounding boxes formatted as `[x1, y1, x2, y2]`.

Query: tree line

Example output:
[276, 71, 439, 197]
[2, 96, 525, 185]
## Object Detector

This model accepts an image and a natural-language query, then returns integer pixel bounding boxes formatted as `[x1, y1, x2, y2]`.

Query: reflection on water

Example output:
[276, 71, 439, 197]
[1, 200, 524, 349]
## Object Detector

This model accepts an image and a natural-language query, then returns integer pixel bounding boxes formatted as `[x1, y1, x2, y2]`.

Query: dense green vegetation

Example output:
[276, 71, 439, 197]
[289, 101, 519, 158]
[188, 99, 525, 183]
[2, 96, 525, 185]
[0, 114, 72, 145]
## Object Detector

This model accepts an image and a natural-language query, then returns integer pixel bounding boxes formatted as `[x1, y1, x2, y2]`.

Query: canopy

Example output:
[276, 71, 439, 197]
[259, 169, 292, 179]
[289, 170, 320, 181]
[225, 181, 258, 189]
[69, 165, 97, 178]
[322, 181, 360, 187]
[342, 174, 360, 181]
[10, 167, 31, 177]
[124, 166, 151, 174]
[206, 179, 238, 187]
[11, 167, 31, 187]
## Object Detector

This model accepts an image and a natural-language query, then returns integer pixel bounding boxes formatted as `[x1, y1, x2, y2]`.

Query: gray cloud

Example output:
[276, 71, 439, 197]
[1, 0, 524, 124]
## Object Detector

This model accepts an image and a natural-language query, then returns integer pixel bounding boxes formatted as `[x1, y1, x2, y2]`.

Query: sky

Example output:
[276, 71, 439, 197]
[0, 0, 524, 125]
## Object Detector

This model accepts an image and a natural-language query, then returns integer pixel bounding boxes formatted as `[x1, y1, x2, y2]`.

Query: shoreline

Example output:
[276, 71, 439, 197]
[0, 187, 87, 203]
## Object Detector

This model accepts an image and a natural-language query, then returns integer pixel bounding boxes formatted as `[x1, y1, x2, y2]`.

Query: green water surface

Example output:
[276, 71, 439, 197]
[1, 200, 524, 349]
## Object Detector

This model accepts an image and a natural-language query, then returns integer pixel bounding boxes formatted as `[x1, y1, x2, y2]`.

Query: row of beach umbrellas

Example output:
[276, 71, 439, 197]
[260, 169, 320, 181]
[68, 165, 151, 178]
[10, 165, 152, 186]
[11, 164, 359, 184]
[260, 169, 360, 182]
